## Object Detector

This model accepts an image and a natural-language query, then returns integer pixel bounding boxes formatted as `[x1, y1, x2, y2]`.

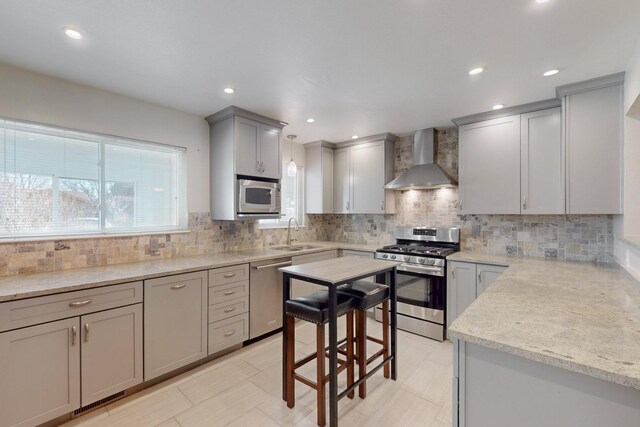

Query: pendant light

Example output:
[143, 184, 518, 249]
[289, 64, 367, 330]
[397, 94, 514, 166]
[287, 135, 297, 176]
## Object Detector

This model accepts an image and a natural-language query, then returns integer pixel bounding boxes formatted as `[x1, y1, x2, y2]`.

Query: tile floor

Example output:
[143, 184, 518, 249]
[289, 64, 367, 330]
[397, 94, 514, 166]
[61, 317, 453, 427]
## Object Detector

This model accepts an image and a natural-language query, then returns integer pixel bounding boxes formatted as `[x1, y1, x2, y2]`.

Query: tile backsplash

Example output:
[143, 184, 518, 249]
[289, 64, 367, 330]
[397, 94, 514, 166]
[0, 128, 615, 277]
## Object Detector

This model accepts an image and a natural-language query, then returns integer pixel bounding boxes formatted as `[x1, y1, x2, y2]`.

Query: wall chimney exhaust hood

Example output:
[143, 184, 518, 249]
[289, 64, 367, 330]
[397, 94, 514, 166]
[385, 128, 457, 190]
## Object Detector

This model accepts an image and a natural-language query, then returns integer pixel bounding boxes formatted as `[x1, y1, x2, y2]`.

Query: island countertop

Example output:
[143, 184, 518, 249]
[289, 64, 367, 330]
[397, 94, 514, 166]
[0, 241, 379, 302]
[447, 252, 640, 391]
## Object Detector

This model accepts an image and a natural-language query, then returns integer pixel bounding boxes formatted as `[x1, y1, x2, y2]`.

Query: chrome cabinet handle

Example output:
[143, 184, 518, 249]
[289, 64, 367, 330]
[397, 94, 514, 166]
[223, 307, 236, 313]
[381, 201, 384, 211]
[85, 323, 89, 343]
[223, 273, 236, 278]
[346, 201, 350, 211]
[171, 283, 187, 290]
[459, 197, 463, 209]
[253, 261, 292, 270]
[69, 299, 92, 307]
[224, 330, 236, 337]
[71, 326, 77, 346]
[223, 290, 236, 296]
[452, 267, 455, 279]
[478, 269, 482, 283]
[522, 196, 527, 210]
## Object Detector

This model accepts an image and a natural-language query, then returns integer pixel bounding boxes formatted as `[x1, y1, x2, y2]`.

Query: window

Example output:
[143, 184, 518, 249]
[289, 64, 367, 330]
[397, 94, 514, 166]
[259, 164, 304, 228]
[0, 118, 187, 238]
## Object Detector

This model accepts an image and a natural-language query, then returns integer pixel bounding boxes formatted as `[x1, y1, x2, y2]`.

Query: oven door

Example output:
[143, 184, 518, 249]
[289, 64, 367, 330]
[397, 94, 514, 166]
[394, 269, 445, 324]
[237, 179, 281, 215]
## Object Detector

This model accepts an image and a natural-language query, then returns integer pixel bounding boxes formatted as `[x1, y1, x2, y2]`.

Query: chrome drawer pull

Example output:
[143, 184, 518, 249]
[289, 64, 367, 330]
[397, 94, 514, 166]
[171, 284, 187, 290]
[85, 323, 89, 343]
[223, 273, 237, 278]
[224, 330, 236, 337]
[223, 290, 236, 296]
[224, 307, 236, 313]
[71, 326, 77, 346]
[69, 299, 92, 307]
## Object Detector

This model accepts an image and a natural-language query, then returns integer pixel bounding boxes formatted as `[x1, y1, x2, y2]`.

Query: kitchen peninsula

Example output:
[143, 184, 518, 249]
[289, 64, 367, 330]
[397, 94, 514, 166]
[448, 253, 640, 427]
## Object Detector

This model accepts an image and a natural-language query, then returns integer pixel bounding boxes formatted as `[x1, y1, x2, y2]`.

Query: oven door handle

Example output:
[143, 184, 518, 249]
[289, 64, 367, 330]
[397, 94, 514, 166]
[398, 263, 444, 276]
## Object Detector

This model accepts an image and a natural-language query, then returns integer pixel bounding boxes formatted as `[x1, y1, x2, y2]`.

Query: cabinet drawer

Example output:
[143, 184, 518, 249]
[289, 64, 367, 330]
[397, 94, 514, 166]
[209, 264, 249, 287]
[208, 313, 248, 355]
[341, 249, 374, 259]
[0, 282, 143, 333]
[208, 296, 248, 323]
[208, 280, 249, 305]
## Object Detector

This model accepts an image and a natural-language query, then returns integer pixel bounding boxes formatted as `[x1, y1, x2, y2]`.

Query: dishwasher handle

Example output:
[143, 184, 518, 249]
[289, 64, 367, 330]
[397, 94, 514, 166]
[252, 260, 292, 270]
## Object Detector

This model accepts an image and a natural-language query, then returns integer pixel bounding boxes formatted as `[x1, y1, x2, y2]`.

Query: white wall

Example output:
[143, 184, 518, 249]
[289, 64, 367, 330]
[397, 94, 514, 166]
[0, 62, 210, 212]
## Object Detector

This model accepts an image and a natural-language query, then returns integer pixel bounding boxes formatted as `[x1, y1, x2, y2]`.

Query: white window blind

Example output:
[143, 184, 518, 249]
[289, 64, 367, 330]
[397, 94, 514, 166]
[0, 118, 187, 238]
[259, 164, 304, 229]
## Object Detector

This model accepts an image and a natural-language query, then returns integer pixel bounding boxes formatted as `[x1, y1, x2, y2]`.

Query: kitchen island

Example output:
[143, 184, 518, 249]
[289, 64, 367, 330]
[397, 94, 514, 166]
[447, 253, 640, 427]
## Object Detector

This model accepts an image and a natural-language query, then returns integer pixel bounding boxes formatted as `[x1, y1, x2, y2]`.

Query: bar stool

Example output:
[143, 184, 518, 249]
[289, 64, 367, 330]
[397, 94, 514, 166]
[284, 290, 356, 427]
[338, 280, 390, 398]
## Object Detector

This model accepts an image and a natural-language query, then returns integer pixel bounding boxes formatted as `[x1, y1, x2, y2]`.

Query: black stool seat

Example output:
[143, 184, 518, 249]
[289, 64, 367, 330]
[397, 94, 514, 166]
[337, 281, 389, 310]
[286, 290, 354, 325]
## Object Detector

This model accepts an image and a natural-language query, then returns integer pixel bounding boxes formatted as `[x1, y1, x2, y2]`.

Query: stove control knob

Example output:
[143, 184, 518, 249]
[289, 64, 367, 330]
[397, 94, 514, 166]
[403, 256, 410, 262]
[418, 258, 426, 264]
[427, 259, 435, 265]
[382, 254, 388, 259]
[390, 255, 397, 260]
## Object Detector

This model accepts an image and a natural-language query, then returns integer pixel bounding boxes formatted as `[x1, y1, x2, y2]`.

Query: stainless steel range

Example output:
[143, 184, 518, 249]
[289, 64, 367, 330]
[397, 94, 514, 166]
[375, 226, 460, 342]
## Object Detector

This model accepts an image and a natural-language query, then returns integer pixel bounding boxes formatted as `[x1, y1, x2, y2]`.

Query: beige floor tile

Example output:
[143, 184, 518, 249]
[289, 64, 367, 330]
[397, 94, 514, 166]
[155, 418, 182, 427]
[178, 358, 259, 404]
[401, 357, 452, 406]
[224, 407, 279, 427]
[427, 340, 454, 367]
[176, 381, 270, 427]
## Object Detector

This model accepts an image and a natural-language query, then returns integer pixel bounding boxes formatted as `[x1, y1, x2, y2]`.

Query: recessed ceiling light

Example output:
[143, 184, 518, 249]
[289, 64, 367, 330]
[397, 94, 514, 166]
[351, 135, 359, 139]
[536, 0, 549, 3]
[492, 104, 505, 110]
[63, 28, 83, 40]
[223, 87, 235, 94]
[306, 118, 315, 123]
[543, 69, 560, 77]
[468, 67, 484, 75]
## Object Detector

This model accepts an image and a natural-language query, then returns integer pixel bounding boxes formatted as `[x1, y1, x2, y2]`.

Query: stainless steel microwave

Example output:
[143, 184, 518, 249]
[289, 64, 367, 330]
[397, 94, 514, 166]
[237, 178, 281, 217]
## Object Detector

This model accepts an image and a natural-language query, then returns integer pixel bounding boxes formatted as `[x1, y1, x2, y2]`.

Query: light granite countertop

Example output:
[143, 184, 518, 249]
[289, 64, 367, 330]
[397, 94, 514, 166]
[0, 241, 379, 302]
[447, 251, 640, 391]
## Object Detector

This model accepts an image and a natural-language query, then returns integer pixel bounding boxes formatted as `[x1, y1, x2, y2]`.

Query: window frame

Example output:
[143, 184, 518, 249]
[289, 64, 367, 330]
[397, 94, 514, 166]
[0, 116, 188, 240]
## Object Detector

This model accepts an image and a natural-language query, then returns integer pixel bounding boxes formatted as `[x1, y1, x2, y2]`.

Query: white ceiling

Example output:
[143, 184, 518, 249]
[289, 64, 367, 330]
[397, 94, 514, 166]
[0, 0, 639, 142]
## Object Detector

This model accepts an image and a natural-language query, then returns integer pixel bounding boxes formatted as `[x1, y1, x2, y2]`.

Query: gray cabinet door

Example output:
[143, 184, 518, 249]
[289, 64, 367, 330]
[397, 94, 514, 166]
[0, 318, 80, 427]
[351, 141, 385, 214]
[476, 264, 507, 296]
[458, 115, 521, 214]
[144, 271, 208, 380]
[306, 145, 334, 214]
[259, 123, 282, 179]
[80, 304, 143, 406]
[521, 108, 564, 214]
[447, 261, 477, 327]
[333, 147, 351, 213]
[235, 117, 261, 176]
[565, 83, 623, 214]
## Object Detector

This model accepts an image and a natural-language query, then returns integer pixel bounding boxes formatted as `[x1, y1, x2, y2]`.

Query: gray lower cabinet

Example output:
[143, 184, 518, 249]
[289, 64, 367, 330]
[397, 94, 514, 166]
[144, 271, 208, 380]
[81, 304, 143, 405]
[0, 318, 80, 427]
[291, 250, 339, 298]
[447, 261, 507, 328]
[208, 264, 250, 355]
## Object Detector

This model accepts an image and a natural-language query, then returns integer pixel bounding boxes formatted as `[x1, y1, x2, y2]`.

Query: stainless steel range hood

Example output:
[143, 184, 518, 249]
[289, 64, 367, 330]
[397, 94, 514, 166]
[385, 128, 457, 190]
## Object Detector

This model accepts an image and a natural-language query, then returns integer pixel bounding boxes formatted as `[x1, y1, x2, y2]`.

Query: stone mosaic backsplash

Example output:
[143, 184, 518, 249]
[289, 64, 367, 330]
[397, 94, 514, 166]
[0, 213, 326, 277]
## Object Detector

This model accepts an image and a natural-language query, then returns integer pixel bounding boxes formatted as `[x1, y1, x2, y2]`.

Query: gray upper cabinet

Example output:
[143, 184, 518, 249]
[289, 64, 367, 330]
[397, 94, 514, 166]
[333, 147, 351, 213]
[559, 77, 623, 214]
[520, 108, 564, 214]
[458, 115, 522, 214]
[206, 106, 285, 220]
[305, 142, 334, 214]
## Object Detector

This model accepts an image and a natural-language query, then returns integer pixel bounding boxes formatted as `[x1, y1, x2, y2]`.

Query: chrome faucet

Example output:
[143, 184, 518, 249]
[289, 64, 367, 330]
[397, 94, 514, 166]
[287, 217, 299, 246]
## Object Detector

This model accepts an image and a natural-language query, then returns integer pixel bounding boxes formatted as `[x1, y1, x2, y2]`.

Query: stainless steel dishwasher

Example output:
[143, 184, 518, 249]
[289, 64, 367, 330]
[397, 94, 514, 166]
[249, 257, 292, 339]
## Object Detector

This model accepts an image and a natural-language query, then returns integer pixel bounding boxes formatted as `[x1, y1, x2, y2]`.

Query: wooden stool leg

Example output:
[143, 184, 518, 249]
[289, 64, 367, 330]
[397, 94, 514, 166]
[356, 310, 367, 398]
[316, 324, 326, 427]
[286, 315, 296, 408]
[382, 301, 390, 379]
[346, 311, 355, 399]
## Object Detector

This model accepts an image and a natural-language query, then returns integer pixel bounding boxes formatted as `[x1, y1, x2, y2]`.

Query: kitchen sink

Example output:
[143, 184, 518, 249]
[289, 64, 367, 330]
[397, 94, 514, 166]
[271, 244, 322, 252]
